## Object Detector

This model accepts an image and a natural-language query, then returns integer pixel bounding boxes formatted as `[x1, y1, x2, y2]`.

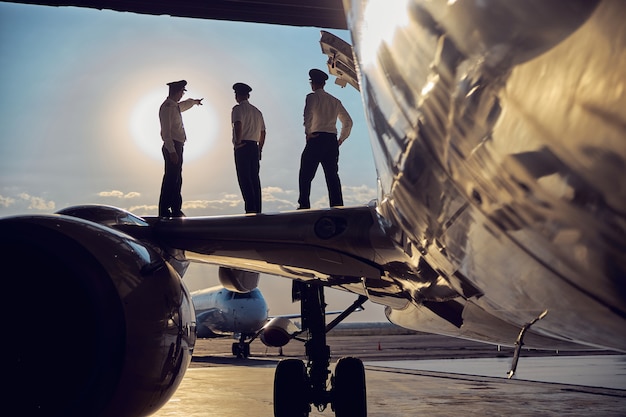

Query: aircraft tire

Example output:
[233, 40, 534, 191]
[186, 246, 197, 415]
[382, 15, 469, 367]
[273, 359, 309, 417]
[332, 356, 366, 417]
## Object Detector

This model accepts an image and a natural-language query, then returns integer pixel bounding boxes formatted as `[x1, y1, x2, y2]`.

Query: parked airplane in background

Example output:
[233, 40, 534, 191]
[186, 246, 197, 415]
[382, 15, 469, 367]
[193, 283, 304, 358]
[3, 1, 625, 417]
[193, 285, 269, 357]
[192, 274, 364, 358]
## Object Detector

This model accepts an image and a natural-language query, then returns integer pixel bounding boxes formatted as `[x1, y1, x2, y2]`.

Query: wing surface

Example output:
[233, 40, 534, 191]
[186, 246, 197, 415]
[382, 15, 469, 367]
[120, 205, 396, 290]
[5, 0, 348, 29]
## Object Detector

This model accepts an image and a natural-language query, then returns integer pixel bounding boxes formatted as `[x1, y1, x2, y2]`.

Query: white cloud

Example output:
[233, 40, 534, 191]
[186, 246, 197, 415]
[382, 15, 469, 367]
[0, 195, 15, 207]
[127, 204, 157, 216]
[343, 184, 378, 204]
[263, 186, 291, 195]
[18, 193, 55, 211]
[125, 194, 248, 217]
[98, 190, 123, 198]
[262, 187, 298, 210]
[29, 197, 55, 211]
[183, 195, 243, 212]
[98, 190, 141, 199]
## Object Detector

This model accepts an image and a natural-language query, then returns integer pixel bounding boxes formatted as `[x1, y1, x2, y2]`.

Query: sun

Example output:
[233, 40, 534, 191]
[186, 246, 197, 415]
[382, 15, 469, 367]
[129, 89, 219, 162]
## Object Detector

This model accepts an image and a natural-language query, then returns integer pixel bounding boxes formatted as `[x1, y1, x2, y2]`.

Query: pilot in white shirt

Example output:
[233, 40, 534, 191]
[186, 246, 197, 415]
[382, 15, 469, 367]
[158, 79, 203, 217]
[298, 69, 353, 209]
[231, 82, 266, 214]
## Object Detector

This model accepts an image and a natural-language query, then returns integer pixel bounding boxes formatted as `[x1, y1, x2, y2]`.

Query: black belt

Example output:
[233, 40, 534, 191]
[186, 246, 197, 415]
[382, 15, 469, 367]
[311, 132, 336, 138]
[241, 140, 258, 145]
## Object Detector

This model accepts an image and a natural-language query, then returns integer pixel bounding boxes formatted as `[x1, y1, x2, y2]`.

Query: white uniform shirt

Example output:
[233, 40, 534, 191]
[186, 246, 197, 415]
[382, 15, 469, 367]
[303, 89, 353, 143]
[231, 100, 266, 145]
[159, 98, 197, 153]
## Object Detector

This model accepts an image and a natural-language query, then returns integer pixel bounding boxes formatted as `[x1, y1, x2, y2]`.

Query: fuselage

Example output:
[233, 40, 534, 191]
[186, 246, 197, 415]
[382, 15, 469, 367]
[192, 286, 269, 338]
[345, 0, 626, 350]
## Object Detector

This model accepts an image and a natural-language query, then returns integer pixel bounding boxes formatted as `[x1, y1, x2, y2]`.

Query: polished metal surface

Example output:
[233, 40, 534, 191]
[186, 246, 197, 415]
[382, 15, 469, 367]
[345, 0, 626, 350]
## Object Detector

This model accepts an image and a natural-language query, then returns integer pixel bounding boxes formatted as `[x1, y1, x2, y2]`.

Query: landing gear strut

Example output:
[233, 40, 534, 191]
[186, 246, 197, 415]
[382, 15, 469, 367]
[273, 281, 367, 417]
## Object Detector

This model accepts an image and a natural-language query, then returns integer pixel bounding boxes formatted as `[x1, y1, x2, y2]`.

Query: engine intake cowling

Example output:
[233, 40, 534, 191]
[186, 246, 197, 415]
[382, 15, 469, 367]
[2, 212, 196, 417]
[218, 266, 260, 293]
[259, 316, 300, 347]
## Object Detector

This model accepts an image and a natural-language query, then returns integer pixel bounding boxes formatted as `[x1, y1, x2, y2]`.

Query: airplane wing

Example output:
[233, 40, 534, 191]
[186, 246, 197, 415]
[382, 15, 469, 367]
[120, 204, 393, 295]
[56, 199, 607, 354]
[4, 0, 348, 29]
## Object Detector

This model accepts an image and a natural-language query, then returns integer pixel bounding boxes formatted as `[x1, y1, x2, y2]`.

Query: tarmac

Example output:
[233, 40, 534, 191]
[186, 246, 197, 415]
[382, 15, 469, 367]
[153, 331, 626, 417]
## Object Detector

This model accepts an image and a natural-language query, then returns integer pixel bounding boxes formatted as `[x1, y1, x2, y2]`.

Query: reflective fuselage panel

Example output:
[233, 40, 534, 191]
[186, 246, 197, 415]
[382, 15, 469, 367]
[345, 0, 626, 349]
[192, 286, 269, 338]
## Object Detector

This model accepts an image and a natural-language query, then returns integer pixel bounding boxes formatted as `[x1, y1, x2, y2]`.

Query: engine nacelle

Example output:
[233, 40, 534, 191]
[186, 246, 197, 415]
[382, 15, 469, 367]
[259, 316, 300, 347]
[2, 209, 196, 417]
[218, 266, 260, 293]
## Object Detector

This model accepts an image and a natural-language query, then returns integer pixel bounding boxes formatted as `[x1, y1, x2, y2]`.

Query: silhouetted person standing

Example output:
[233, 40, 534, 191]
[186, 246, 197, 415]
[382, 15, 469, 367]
[298, 69, 353, 209]
[158, 80, 203, 217]
[231, 82, 266, 214]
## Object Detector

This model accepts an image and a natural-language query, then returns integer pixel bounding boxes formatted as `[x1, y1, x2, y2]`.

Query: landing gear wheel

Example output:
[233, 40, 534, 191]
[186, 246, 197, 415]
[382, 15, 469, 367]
[231, 342, 250, 358]
[332, 357, 366, 417]
[274, 359, 309, 417]
[231, 342, 242, 358]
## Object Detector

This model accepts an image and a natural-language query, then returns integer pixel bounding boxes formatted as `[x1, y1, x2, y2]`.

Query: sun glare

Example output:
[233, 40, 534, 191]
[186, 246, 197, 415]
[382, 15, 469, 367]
[129, 89, 219, 162]
[360, 0, 410, 68]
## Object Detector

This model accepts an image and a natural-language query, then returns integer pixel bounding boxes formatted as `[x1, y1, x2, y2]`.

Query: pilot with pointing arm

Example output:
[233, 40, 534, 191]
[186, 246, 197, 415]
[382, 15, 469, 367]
[158, 79, 203, 218]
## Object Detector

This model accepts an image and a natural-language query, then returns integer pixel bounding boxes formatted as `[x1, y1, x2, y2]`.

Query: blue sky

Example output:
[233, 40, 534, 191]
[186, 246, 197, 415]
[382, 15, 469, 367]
[0, 2, 386, 321]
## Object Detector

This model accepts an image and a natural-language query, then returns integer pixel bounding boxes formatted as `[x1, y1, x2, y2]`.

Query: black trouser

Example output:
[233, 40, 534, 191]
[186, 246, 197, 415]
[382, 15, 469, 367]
[298, 132, 343, 209]
[158, 141, 184, 217]
[235, 141, 262, 213]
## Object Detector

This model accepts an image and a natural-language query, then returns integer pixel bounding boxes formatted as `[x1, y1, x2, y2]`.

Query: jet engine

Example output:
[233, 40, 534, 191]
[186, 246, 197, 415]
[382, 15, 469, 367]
[218, 266, 260, 293]
[1, 208, 196, 417]
[259, 316, 301, 347]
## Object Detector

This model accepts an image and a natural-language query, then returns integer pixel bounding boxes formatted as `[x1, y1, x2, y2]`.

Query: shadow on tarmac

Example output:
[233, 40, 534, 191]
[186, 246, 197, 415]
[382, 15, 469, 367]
[191, 354, 281, 367]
